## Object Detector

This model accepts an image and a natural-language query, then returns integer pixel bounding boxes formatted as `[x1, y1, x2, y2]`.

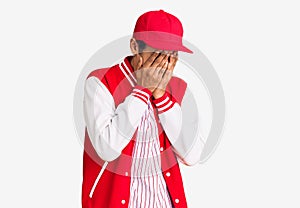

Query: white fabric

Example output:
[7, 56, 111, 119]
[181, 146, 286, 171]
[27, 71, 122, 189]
[83, 76, 149, 162]
[158, 92, 205, 166]
[128, 101, 172, 208]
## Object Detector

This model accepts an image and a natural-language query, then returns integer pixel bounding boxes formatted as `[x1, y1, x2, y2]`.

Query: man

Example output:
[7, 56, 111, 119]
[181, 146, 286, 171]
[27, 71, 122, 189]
[82, 10, 204, 208]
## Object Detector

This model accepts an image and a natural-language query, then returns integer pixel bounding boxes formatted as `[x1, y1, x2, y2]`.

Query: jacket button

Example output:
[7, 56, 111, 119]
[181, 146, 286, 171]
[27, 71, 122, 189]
[160, 147, 164, 152]
[166, 172, 171, 177]
[175, 199, 180, 204]
[121, 199, 126, 204]
[125, 172, 128, 176]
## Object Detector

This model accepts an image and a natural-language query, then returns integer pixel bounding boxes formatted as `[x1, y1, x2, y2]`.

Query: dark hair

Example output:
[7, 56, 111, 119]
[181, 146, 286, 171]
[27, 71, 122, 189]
[136, 39, 147, 53]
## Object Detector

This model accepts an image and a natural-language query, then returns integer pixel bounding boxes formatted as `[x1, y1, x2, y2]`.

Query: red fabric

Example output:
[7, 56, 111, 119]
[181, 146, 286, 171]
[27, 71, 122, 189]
[152, 92, 175, 114]
[82, 57, 188, 208]
[133, 10, 193, 53]
[152, 76, 187, 114]
[167, 76, 187, 105]
[131, 85, 152, 104]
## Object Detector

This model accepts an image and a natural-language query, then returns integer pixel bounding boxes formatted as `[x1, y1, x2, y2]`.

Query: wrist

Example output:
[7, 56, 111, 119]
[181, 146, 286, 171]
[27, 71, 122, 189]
[153, 89, 165, 99]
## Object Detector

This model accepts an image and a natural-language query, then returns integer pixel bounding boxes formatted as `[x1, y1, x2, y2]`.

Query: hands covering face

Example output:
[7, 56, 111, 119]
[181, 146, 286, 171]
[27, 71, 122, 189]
[135, 50, 178, 98]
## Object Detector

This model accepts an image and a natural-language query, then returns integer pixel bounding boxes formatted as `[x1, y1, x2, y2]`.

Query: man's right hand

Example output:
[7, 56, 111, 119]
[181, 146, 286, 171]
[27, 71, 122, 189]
[135, 51, 170, 92]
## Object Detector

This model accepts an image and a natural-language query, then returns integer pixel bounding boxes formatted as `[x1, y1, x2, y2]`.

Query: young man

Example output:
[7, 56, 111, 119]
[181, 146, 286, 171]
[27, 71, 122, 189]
[82, 10, 204, 208]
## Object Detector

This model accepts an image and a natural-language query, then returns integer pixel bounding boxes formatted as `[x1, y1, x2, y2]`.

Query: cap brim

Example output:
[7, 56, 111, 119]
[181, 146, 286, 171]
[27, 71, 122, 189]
[143, 39, 193, 54]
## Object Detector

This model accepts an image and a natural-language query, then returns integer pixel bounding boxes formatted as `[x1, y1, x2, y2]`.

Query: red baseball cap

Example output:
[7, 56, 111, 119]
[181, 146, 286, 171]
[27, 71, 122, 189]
[133, 10, 193, 54]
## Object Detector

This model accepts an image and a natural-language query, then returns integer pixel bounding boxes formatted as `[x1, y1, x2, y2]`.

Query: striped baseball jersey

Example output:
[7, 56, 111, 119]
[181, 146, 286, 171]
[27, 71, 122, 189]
[128, 100, 173, 208]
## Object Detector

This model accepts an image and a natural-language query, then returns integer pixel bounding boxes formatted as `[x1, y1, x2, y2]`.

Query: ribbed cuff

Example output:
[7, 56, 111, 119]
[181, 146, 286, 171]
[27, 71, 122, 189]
[152, 92, 175, 114]
[131, 85, 152, 104]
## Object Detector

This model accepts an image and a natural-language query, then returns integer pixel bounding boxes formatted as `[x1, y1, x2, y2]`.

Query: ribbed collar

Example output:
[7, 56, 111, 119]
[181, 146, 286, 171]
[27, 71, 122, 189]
[119, 56, 137, 87]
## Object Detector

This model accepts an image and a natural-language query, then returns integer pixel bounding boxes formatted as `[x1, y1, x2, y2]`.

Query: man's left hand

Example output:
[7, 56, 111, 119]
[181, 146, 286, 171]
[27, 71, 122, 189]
[152, 51, 178, 99]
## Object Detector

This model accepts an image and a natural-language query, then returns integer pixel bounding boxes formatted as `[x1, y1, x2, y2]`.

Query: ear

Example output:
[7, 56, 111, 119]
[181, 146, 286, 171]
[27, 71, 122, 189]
[130, 38, 139, 55]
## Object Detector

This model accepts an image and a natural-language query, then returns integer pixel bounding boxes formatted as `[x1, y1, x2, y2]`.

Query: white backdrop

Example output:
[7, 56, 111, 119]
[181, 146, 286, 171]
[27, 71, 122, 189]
[0, 0, 299, 207]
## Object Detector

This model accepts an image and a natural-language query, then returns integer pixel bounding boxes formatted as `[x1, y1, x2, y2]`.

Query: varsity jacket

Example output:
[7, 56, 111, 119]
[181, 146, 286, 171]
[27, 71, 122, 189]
[82, 56, 204, 208]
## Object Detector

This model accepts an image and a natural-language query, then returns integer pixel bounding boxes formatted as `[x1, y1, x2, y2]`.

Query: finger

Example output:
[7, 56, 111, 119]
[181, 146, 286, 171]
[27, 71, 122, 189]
[169, 51, 178, 63]
[170, 51, 178, 57]
[159, 61, 169, 77]
[136, 55, 143, 70]
[151, 53, 168, 68]
[143, 51, 161, 68]
[168, 54, 178, 71]
[156, 53, 169, 69]
[163, 67, 173, 81]
[170, 51, 178, 60]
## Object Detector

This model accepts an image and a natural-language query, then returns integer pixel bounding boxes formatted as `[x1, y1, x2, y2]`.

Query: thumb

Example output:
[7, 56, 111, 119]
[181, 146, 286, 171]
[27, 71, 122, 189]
[137, 55, 143, 70]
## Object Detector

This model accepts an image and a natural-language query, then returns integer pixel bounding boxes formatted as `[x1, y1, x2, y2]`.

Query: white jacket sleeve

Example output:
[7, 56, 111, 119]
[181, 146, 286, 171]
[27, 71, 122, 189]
[153, 90, 205, 166]
[83, 76, 152, 162]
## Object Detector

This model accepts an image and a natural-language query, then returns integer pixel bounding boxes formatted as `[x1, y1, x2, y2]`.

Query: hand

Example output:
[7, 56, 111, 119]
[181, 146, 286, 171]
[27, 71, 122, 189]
[135, 51, 170, 93]
[152, 51, 178, 99]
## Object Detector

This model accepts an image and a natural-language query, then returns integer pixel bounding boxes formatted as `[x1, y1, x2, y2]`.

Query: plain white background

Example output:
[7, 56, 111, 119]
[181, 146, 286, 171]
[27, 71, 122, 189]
[0, 0, 299, 207]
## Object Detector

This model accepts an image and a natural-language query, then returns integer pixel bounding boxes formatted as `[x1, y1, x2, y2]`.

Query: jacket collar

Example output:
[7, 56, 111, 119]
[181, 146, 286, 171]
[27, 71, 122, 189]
[119, 56, 137, 87]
